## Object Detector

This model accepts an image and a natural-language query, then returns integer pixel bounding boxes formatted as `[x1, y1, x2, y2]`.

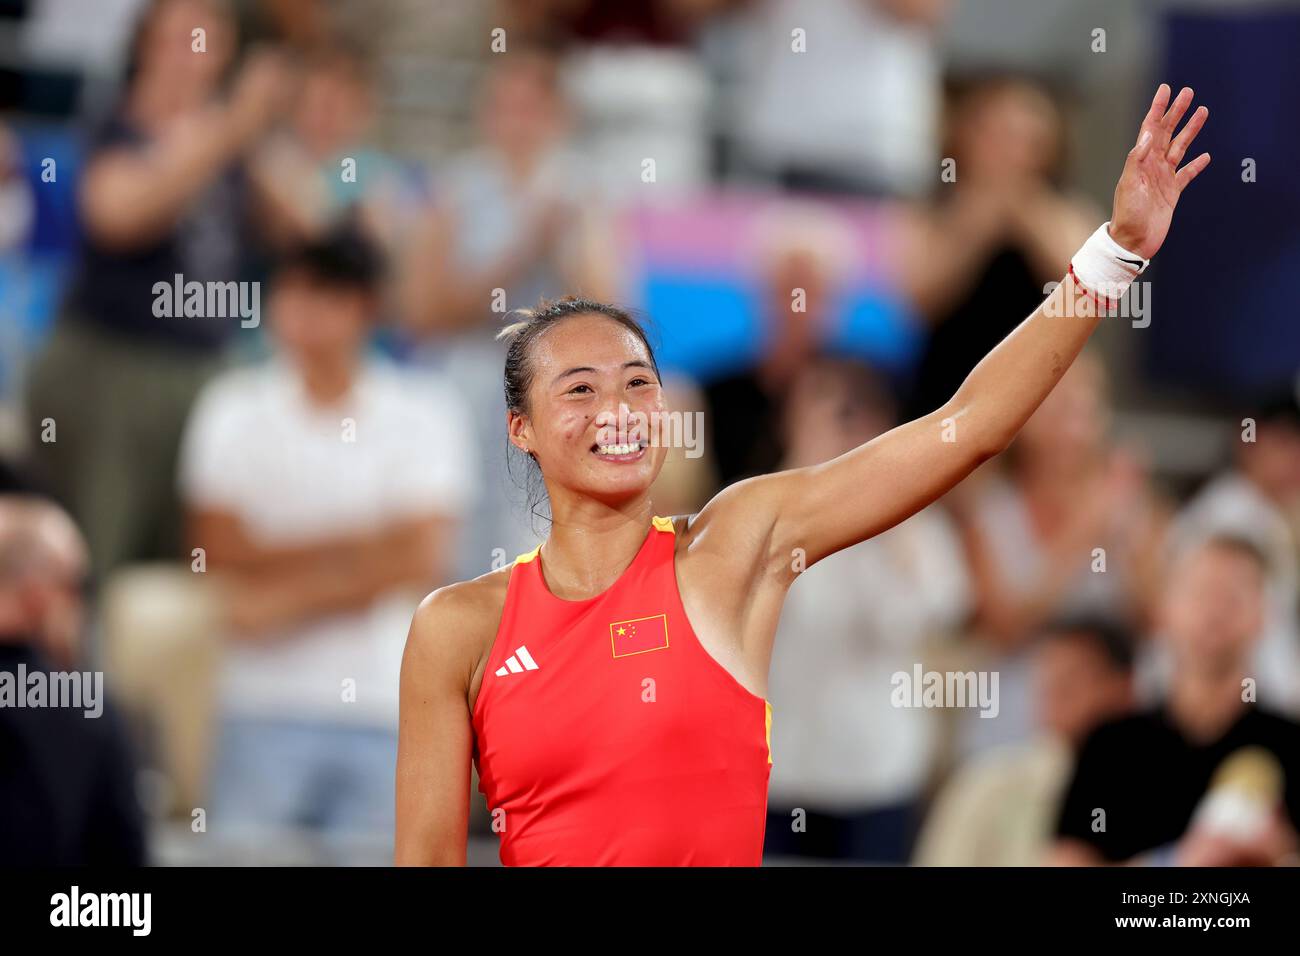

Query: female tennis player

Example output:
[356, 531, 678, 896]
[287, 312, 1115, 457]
[395, 84, 1210, 866]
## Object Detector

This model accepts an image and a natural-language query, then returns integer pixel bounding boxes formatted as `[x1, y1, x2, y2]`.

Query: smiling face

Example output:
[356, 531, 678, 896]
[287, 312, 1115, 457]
[507, 313, 668, 506]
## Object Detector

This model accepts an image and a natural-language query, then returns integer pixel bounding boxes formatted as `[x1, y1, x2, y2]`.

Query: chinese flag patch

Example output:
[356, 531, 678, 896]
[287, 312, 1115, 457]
[610, 614, 670, 658]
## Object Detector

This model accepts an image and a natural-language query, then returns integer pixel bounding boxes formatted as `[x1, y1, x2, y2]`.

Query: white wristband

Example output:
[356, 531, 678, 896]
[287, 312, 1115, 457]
[1069, 221, 1149, 305]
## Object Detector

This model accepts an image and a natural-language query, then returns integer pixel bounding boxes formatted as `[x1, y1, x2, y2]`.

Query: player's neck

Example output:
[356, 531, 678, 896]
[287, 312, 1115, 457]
[539, 501, 656, 600]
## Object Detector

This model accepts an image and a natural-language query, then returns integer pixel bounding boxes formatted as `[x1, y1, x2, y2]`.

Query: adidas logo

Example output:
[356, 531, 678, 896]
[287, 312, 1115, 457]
[495, 645, 539, 677]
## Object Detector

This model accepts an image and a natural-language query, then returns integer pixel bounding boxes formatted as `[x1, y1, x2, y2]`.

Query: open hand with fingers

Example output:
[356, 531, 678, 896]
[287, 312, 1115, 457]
[1109, 84, 1211, 259]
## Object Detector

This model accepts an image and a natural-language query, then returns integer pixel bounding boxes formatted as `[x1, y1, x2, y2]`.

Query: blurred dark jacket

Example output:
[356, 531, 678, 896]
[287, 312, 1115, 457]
[0, 642, 146, 865]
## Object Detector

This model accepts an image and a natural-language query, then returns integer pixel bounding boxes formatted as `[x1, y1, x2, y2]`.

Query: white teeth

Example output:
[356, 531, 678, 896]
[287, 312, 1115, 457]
[596, 442, 643, 456]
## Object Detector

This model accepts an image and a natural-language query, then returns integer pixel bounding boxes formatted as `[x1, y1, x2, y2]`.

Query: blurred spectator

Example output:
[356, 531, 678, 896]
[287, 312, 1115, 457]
[1169, 389, 1300, 713]
[400, 46, 614, 337]
[900, 74, 1097, 418]
[399, 46, 615, 577]
[22, 0, 293, 579]
[523, 0, 722, 202]
[914, 615, 1136, 866]
[0, 124, 36, 253]
[177, 225, 475, 854]
[250, 42, 415, 255]
[565, 44, 713, 201]
[0, 495, 146, 865]
[1051, 535, 1300, 866]
[727, 0, 948, 197]
[949, 351, 1169, 756]
[704, 201, 854, 487]
[764, 355, 969, 863]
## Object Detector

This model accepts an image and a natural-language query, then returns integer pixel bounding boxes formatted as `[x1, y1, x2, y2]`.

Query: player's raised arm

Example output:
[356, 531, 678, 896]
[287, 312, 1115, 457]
[734, 84, 1211, 574]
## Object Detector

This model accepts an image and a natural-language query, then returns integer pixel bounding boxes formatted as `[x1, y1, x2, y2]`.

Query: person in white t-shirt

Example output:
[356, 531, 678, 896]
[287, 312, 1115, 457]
[178, 225, 476, 856]
[728, 0, 948, 197]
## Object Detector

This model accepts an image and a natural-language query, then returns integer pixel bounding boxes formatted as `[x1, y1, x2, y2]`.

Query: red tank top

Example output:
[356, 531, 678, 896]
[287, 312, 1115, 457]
[471, 516, 773, 866]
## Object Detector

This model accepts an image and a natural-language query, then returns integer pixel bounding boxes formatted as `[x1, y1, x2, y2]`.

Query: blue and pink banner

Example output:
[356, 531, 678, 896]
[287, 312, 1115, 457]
[616, 190, 922, 383]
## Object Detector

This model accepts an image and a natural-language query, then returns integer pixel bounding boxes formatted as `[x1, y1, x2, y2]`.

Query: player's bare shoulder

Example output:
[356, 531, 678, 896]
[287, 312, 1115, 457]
[676, 473, 791, 585]
[404, 566, 513, 711]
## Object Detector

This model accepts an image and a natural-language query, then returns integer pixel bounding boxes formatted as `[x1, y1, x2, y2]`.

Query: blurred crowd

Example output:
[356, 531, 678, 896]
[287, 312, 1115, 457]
[2, 0, 1299, 867]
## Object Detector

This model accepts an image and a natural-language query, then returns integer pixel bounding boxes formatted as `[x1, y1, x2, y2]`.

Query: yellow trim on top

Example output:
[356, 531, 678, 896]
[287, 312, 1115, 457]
[517, 517, 670, 567]
[765, 700, 773, 766]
